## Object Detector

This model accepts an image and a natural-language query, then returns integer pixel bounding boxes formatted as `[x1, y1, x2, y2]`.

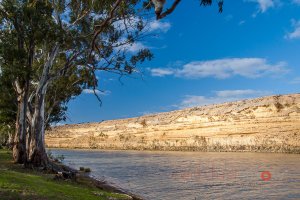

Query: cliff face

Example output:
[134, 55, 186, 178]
[46, 94, 300, 153]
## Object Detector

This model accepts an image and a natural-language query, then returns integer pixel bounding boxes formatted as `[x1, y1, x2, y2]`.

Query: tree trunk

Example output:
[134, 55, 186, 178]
[7, 131, 14, 149]
[13, 93, 27, 163]
[26, 122, 32, 159]
[27, 44, 59, 167]
[13, 81, 28, 164]
[28, 90, 48, 167]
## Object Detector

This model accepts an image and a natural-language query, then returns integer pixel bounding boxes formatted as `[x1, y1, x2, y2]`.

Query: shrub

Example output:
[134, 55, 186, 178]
[84, 168, 91, 173]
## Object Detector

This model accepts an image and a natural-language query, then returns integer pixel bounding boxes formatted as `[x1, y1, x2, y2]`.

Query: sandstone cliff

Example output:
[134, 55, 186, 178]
[46, 94, 300, 153]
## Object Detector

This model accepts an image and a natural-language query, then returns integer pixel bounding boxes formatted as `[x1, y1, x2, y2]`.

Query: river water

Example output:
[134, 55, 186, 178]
[51, 149, 300, 200]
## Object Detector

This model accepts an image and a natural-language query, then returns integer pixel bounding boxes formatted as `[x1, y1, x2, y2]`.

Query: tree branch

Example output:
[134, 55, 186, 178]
[36, 44, 60, 95]
[157, 0, 181, 20]
[71, 9, 90, 25]
[89, 0, 123, 60]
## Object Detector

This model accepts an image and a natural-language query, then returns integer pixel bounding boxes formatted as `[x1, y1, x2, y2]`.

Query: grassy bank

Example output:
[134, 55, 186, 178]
[0, 149, 133, 200]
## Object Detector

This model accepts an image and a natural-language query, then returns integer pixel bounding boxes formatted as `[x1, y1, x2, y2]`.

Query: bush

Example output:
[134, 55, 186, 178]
[84, 168, 91, 173]
[79, 167, 91, 172]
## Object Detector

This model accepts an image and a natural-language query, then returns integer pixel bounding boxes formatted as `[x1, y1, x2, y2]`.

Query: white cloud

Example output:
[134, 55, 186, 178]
[113, 17, 171, 33]
[245, 0, 279, 16]
[290, 77, 300, 84]
[285, 19, 300, 39]
[82, 89, 111, 96]
[256, 0, 275, 12]
[115, 37, 149, 53]
[127, 20, 171, 52]
[239, 20, 246, 25]
[150, 68, 174, 77]
[180, 89, 272, 108]
[150, 58, 288, 79]
[126, 42, 147, 53]
[114, 19, 171, 53]
[293, 0, 300, 5]
[147, 20, 171, 33]
[215, 90, 269, 98]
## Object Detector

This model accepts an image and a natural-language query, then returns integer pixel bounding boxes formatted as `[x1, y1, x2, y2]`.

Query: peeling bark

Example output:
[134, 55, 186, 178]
[12, 81, 28, 164]
[28, 45, 59, 167]
[7, 131, 14, 149]
[28, 90, 48, 166]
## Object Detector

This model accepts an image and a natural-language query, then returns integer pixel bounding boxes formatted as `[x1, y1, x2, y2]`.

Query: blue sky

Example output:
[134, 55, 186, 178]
[63, 0, 300, 124]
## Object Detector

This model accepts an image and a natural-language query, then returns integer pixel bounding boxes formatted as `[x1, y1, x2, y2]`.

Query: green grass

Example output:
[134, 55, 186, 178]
[0, 149, 131, 200]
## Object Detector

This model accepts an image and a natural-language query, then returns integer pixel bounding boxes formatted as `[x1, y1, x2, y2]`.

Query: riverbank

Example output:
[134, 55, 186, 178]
[46, 94, 300, 154]
[0, 149, 141, 200]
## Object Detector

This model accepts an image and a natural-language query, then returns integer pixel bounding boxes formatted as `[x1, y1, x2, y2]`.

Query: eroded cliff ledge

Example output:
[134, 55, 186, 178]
[46, 94, 300, 153]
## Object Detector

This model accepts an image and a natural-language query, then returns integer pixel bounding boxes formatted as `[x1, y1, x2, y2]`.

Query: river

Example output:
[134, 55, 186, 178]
[50, 149, 300, 200]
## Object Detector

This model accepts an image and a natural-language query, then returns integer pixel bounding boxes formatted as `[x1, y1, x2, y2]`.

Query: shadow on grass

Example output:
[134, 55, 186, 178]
[0, 149, 132, 200]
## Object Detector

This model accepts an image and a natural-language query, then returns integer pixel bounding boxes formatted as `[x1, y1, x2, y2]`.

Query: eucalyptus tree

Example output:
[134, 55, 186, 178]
[0, 0, 222, 167]
[0, 50, 89, 148]
[0, 0, 153, 167]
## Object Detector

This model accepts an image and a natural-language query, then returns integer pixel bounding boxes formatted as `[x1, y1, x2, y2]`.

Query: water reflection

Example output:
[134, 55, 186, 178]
[51, 149, 300, 200]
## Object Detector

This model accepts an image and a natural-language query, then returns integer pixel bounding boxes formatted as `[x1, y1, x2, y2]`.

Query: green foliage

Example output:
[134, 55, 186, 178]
[0, 0, 154, 129]
[0, 125, 9, 146]
[200, 0, 223, 12]
[0, 72, 15, 147]
[0, 71, 17, 126]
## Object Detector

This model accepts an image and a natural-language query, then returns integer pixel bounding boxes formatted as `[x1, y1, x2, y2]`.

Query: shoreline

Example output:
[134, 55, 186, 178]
[0, 148, 143, 200]
[51, 158, 144, 200]
[86, 175, 144, 200]
[47, 146, 300, 154]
